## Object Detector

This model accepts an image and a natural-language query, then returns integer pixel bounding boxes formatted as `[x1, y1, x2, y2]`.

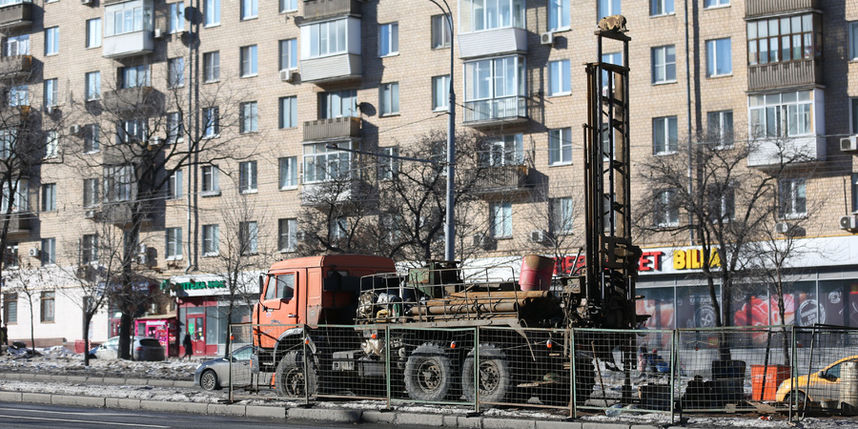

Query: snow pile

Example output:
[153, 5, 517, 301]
[0, 351, 198, 380]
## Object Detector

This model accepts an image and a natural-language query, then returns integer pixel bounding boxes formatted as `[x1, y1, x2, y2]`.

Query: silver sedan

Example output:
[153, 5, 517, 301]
[194, 345, 253, 390]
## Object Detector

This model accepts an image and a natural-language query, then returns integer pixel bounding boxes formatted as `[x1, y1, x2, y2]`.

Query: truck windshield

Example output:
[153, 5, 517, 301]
[265, 273, 295, 300]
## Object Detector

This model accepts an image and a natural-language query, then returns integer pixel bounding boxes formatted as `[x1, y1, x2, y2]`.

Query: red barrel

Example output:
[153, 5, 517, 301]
[519, 255, 554, 291]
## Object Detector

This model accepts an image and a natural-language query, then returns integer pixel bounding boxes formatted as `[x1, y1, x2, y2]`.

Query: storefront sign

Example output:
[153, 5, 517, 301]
[672, 248, 721, 270]
[161, 279, 226, 291]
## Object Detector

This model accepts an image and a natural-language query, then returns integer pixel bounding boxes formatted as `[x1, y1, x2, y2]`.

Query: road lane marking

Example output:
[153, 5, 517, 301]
[0, 413, 171, 428]
[0, 406, 136, 417]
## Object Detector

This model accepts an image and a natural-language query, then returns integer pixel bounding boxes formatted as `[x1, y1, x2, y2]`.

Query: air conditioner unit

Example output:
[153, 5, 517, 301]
[280, 69, 299, 83]
[529, 230, 547, 244]
[84, 209, 96, 219]
[472, 234, 494, 250]
[775, 222, 792, 234]
[840, 215, 858, 232]
[153, 28, 164, 39]
[81, 0, 93, 5]
[28, 248, 39, 257]
[840, 135, 858, 153]
[540, 32, 554, 46]
[70, 124, 82, 135]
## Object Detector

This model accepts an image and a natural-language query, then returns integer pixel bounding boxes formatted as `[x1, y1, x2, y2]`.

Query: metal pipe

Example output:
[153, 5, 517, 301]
[684, 0, 694, 245]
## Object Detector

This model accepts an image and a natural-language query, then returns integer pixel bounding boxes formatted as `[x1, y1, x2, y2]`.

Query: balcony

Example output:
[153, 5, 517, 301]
[301, 179, 368, 207]
[474, 164, 530, 197]
[302, 0, 363, 21]
[0, 1, 33, 31]
[102, 87, 162, 115]
[747, 135, 825, 167]
[463, 96, 528, 127]
[103, 30, 154, 59]
[303, 117, 361, 141]
[458, 27, 528, 60]
[4, 212, 32, 238]
[746, 0, 818, 17]
[300, 53, 362, 84]
[99, 202, 151, 226]
[0, 55, 32, 81]
[748, 59, 822, 91]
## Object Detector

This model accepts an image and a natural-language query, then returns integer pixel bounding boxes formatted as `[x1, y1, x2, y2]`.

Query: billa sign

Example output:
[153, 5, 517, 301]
[553, 247, 721, 275]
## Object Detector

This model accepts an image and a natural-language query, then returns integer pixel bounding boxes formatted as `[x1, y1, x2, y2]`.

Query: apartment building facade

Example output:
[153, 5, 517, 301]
[0, 0, 855, 354]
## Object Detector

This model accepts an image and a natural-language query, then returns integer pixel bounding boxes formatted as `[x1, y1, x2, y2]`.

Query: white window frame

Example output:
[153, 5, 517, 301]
[279, 96, 297, 129]
[706, 110, 733, 147]
[85, 71, 101, 101]
[40, 238, 56, 266]
[278, 218, 297, 252]
[202, 224, 219, 256]
[82, 234, 98, 264]
[167, 112, 183, 143]
[706, 37, 732, 77]
[650, 0, 673, 16]
[483, 134, 523, 167]
[8, 85, 27, 107]
[103, 165, 133, 202]
[83, 178, 99, 208]
[239, 221, 258, 255]
[703, 0, 730, 8]
[550, 197, 574, 234]
[168, 2, 184, 33]
[168, 57, 185, 88]
[431, 14, 451, 49]
[279, 156, 298, 189]
[303, 141, 353, 184]
[462, 0, 526, 32]
[239, 160, 257, 193]
[201, 165, 220, 195]
[204, 0, 220, 27]
[778, 178, 807, 219]
[305, 18, 348, 59]
[652, 45, 677, 84]
[6, 34, 29, 56]
[748, 90, 813, 139]
[43, 78, 57, 107]
[280, 0, 297, 13]
[86, 19, 102, 48]
[44, 27, 58, 55]
[652, 116, 678, 155]
[378, 147, 399, 180]
[279, 38, 298, 71]
[105, 0, 153, 36]
[119, 65, 150, 88]
[378, 22, 398, 57]
[548, 127, 572, 165]
[84, 124, 100, 153]
[240, 0, 257, 20]
[168, 169, 182, 199]
[239, 101, 258, 133]
[44, 130, 58, 159]
[654, 189, 679, 227]
[379, 82, 400, 116]
[548, 0, 570, 31]
[165, 227, 182, 259]
[548, 59, 571, 96]
[202, 106, 219, 137]
[240, 45, 258, 77]
[203, 51, 220, 82]
[490, 201, 512, 239]
[432, 75, 450, 111]
[319, 89, 357, 119]
[41, 183, 56, 212]
[598, 0, 621, 21]
[0, 179, 26, 213]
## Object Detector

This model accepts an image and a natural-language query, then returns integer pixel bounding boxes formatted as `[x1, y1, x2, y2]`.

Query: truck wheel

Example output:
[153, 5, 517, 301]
[274, 350, 318, 398]
[404, 343, 453, 401]
[462, 344, 511, 404]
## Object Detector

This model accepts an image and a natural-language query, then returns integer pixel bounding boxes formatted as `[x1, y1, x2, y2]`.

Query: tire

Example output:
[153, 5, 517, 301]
[785, 391, 808, 409]
[199, 369, 218, 391]
[404, 343, 454, 401]
[462, 344, 511, 404]
[274, 350, 318, 398]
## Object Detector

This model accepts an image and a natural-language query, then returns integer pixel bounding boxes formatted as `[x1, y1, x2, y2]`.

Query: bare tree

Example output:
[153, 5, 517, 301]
[4, 256, 56, 354]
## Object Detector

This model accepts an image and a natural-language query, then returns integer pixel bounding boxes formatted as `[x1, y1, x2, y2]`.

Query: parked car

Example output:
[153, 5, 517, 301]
[194, 345, 253, 390]
[776, 354, 858, 404]
[92, 337, 119, 360]
[91, 336, 165, 361]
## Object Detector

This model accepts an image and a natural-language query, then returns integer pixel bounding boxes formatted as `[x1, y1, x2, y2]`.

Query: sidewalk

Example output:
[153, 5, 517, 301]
[0, 371, 196, 388]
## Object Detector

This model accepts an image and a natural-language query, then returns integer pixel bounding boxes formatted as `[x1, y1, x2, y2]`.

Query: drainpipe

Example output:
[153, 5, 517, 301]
[684, 0, 694, 245]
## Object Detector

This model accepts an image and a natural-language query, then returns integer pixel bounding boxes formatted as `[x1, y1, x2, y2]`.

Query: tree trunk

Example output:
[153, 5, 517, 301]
[776, 270, 790, 363]
[224, 297, 234, 358]
[119, 312, 132, 360]
[83, 312, 92, 366]
[28, 294, 35, 354]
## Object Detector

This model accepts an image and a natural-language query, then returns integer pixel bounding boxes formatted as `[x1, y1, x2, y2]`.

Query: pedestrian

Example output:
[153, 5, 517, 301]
[182, 333, 193, 360]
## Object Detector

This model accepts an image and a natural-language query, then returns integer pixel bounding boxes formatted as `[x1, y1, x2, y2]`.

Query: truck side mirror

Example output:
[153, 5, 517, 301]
[258, 274, 265, 298]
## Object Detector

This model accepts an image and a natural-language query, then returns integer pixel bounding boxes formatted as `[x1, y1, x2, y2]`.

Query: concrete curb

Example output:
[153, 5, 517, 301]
[0, 389, 667, 429]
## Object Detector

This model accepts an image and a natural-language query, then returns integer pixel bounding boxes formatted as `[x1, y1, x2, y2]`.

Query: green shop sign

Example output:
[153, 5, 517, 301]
[161, 279, 226, 291]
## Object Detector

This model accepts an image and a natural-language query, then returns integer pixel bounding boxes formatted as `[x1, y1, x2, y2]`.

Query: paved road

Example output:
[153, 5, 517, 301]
[0, 402, 418, 429]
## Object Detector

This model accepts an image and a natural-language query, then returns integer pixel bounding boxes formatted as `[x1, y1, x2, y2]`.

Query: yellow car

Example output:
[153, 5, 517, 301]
[775, 355, 858, 404]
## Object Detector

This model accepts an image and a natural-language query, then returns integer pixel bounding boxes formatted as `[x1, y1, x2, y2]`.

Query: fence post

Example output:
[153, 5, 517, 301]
[789, 325, 796, 421]
[474, 326, 480, 413]
[303, 325, 310, 406]
[670, 329, 677, 425]
[385, 325, 391, 410]
[228, 324, 234, 403]
[570, 328, 577, 419]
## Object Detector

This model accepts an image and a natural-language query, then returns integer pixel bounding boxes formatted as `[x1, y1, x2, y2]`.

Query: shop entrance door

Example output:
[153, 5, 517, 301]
[187, 316, 206, 355]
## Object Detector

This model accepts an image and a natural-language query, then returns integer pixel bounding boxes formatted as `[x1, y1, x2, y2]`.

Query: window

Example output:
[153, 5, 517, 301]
[598, 0, 621, 21]
[2, 293, 16, 324]
[105, 1, 153, 36]
[548, 59, 571, 96]
[85, 71, 101, 101]
[654, 189, 679, 226]
[166, 227, 182, 259]
[280, 0, 297, 13]
[86, 19, 102, 48]
[82, 234, 98, 264]
[482, 134, 523, 166]
[650, 0, 673, 16]
[550, 197, 574, 234]
[167, 112, 183, 143]
[103, 164, 134, 202]
[463, 56, 526, 122]
[431, 14, 451, 48]
[43, 79, 57, 107]
[330, 217, 348, 241]
[279, 157, 298, 189]
[548, 0, 570, 31]
[168, 57, 184, 88]
[305, 19, 348, 58]
[652, 116, 678, 155]
[5, 34, 29, 56]
[41, 183, 56, 212]
[84, 124, 100, 153]
[707, 185, 734, 223]
[379, 83, 400, 116]
[778, 178, 806, 218]
[491, 202, 512, 239]
[279, 39, 297, 70]
[169, 2, 184, 33]
[205, 0, 220, 26]
[851, 23, 858, 61]
[8, 85, 27, 107]
[747, 14, 820, 65]
[852, 173, 858, 213]
[279, 96, 297, 128]
[44, 27, 58, 55]
[704, 0, 729, 7]
[202, 106, 219, 137]
[267, 273, 295, 300]
[119, 65, 149, 88]
[1, 180, 28, 213]
[240, 101, 258, 133]
[377, 147, 399, 180]
[168, 169, 182, 199]
[40, 291, 55, 323]
[240, 45, 258, 77]
[45, 131, 58, 158]
[239, 161, 257, 193]
[432, 75, 450, 111]
[116, 119, 146, 144]
[202, 224, 219, 255]
[201, 165, 220, 194]
[278, 218, 297, 252]
[83, 178, 99, 208]
[319, 90, 357, 119]
[0, 130, 14, 159]
[239, 221, 258, 255]
[749, 90, 813, 138]
[462, 0, 525, 32]
[203, 51, 220, 82]
[241, 0, 257, 20]
[548, 127, 572, 165]
[303, 141, 352, 183]
[4, 243, 17, 268]
[652, 45, 676, 83]
[379, 22, 398, 57]
[707, 110, 733, 147]
[40, 238, 55, 266]
[706, 38, 732, 77]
